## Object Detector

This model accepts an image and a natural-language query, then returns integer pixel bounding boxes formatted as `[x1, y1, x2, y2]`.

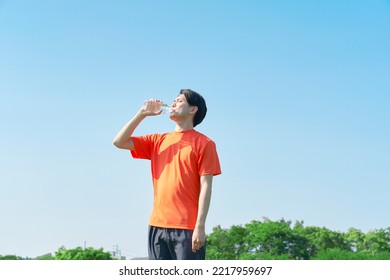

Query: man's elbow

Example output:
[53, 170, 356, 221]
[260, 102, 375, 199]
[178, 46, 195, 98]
[112, 139, 134, 150]
[112, 139, 122, 148]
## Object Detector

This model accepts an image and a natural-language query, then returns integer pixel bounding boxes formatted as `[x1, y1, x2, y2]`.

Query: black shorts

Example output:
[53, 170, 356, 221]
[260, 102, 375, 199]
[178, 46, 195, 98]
[148, 226, 206, 260]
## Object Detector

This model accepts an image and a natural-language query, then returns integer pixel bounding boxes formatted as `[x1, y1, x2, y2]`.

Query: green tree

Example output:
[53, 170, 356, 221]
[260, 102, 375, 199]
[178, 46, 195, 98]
[312, 248, 390, 260]
[344, 227, 366, 252]
[36, 254, 54, 260]
[206, 218, 390, 260]
[0, 255, 24, 260]
[207, 218, 310, 260]
[54, 246, 113, 260]
[244, 219, 309, 259]
[293, 222, 350, 258]
[362, 228, 390, 254]
[207, 225, 247, 259]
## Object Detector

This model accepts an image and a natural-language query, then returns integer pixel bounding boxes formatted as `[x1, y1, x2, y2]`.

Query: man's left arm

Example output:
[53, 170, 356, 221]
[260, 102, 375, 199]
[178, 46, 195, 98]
[192, 174, 213, 252]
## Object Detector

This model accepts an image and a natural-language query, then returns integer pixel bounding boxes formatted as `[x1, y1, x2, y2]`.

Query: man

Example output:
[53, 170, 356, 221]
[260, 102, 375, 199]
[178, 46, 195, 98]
[113, 89, 221, 260]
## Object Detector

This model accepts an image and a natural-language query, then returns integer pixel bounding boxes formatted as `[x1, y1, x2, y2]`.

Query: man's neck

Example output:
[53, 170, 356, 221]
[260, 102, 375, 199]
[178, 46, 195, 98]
[174, 120, 194, 132]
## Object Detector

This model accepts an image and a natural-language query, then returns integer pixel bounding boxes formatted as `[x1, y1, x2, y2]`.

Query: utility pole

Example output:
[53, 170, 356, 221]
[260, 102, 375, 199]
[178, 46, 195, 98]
[112, 245, 122, 259]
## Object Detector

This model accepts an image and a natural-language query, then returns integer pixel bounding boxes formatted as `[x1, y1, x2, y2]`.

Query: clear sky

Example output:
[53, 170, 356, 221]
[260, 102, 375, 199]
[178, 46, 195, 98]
[1, 0, 389, 259]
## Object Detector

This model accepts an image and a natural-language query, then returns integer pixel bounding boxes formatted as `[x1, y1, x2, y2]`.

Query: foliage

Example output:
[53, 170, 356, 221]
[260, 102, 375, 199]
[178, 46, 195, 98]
[1, 247, 113, 260]
[206, 225, 242, 260]
[292, 221, 350, 257]
[244, 219, 310, 260]
[35, 254, 55, 260]
[206, 219, 390, 260]
[0, 255, 24, 260]
[311, 248, 390, 260]
[54, 246, 113, 260]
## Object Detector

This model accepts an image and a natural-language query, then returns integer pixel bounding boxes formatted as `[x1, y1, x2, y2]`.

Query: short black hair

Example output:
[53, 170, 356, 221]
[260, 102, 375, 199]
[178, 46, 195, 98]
[179, 89, 207, 127]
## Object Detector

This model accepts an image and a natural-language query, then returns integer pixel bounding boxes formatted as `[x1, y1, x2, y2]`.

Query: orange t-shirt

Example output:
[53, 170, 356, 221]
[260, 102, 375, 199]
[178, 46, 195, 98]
[131, 129, 221, 230]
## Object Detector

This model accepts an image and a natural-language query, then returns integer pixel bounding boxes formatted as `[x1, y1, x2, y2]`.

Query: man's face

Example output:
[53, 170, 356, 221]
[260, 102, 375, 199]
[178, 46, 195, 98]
[171, 94, 188, 112]
[170, 94, 196, 119]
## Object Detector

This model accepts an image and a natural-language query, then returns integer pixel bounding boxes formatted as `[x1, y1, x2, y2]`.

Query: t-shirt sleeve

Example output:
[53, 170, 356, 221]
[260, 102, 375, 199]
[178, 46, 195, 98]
[198, 140, 222, 176]
[130, 135, 153, 160]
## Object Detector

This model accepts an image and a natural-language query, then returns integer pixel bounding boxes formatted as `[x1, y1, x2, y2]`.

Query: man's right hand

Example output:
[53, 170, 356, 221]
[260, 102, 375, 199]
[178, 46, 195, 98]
[141, 99, 164, 116]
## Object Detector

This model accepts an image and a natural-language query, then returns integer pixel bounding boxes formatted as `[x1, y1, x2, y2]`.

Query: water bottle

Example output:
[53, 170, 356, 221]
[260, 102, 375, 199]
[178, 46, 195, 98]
[142, 99, 171, 114]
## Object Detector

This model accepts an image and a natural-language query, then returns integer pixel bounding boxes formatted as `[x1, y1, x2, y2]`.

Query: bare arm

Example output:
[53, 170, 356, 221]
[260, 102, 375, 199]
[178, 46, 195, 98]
[192, 174, 213, 252]
[112, 110, 145, 150]
[112, 100, 162, 150]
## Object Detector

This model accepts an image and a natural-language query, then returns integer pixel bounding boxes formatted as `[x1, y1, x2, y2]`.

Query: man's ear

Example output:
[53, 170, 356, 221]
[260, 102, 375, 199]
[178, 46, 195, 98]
[190, 106, 198, 115]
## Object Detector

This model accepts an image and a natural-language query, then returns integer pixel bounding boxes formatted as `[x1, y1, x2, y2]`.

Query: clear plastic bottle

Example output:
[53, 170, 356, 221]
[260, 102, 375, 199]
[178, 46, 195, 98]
[142, 99, 171, 114]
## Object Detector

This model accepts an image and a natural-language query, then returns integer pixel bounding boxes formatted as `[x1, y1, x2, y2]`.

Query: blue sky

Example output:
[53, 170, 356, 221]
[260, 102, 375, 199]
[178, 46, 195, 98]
[1, 0, 389, 259]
